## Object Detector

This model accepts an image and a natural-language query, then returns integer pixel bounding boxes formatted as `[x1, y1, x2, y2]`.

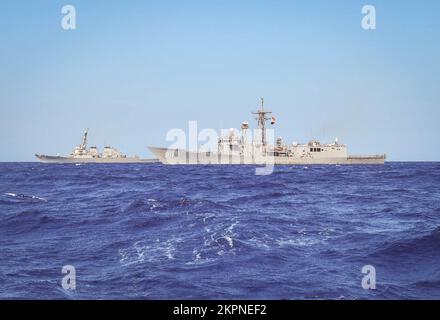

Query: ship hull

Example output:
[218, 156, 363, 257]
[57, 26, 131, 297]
[35, 154, 157, 164]
[148, 147, 386, 165]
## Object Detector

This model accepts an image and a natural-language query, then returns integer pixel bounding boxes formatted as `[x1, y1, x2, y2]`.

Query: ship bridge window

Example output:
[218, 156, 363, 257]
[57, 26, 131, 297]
[310, 148, 322, 152]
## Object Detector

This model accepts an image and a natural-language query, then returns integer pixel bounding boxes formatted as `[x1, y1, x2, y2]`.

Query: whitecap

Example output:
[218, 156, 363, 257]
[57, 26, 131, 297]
[147, 198, 160, 210]
[224, 235, 234, 248]
[277, 237, 322, 247]
[222, 220, 239, 248]
[118, 237, 180, 266]
[185, 249, 214, 265]
[4, 192, 46, 201]
[31, 195, 47, 201]
[5, 192, 17, 197]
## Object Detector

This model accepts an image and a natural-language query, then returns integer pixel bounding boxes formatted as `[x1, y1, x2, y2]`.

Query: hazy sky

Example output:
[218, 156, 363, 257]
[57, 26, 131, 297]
[1, 0, 439, 161]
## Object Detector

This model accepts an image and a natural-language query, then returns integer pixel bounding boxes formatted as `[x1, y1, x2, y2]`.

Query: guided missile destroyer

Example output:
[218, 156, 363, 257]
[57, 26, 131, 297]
[36, 129, 155, 163]
[149, 99, 386, 165]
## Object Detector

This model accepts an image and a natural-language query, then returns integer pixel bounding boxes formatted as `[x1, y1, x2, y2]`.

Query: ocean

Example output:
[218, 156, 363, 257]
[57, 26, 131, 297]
[1, 162, 439, 299]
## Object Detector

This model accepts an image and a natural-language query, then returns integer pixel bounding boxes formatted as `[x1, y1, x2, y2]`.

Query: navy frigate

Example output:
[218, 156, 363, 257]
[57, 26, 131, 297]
[149, 99, 386, 165]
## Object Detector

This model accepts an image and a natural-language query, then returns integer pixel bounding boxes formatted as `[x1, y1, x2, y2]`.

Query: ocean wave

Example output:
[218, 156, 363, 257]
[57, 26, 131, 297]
[118, 237, 181, 266]
[184, 220, 241, 265]
[3, 192, 46, 202]
[123, 197, 232, 215]
[276, 236, 325, 247]
[0, 209, 68, 234]
[413, 279, 440, 289]
[372, 226, 440, 258]
[123, 198, 163, 213]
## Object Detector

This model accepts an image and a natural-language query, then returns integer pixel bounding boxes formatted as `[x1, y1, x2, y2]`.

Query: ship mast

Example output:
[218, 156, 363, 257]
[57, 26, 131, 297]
[252, 98, 272, 151]
[79, 128, 88, 150]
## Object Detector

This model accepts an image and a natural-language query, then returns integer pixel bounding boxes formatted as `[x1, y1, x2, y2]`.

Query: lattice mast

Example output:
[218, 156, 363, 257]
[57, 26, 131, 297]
[252, 98, 272, 151]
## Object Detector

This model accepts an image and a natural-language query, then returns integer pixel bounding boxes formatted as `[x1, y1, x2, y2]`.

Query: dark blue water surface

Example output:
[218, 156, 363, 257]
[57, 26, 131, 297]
[1, 162, 440, 299]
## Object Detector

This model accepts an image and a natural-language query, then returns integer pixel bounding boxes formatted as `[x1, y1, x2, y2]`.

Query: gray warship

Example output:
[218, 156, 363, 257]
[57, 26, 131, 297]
[149, 99, 386, 165]
[36, 129, 155, 163]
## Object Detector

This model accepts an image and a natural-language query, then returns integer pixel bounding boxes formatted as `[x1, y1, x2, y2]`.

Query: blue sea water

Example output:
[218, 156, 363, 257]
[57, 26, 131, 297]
[0, 162, 440, 299]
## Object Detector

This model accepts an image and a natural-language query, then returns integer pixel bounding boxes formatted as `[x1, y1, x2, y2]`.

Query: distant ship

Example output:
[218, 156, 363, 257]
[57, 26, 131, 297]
[149, 98, 386, 165]
[35, 129, 156, 163]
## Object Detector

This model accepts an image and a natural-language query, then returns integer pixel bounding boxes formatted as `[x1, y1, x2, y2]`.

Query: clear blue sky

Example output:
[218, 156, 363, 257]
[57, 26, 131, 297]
[1, 0, 439, 161]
